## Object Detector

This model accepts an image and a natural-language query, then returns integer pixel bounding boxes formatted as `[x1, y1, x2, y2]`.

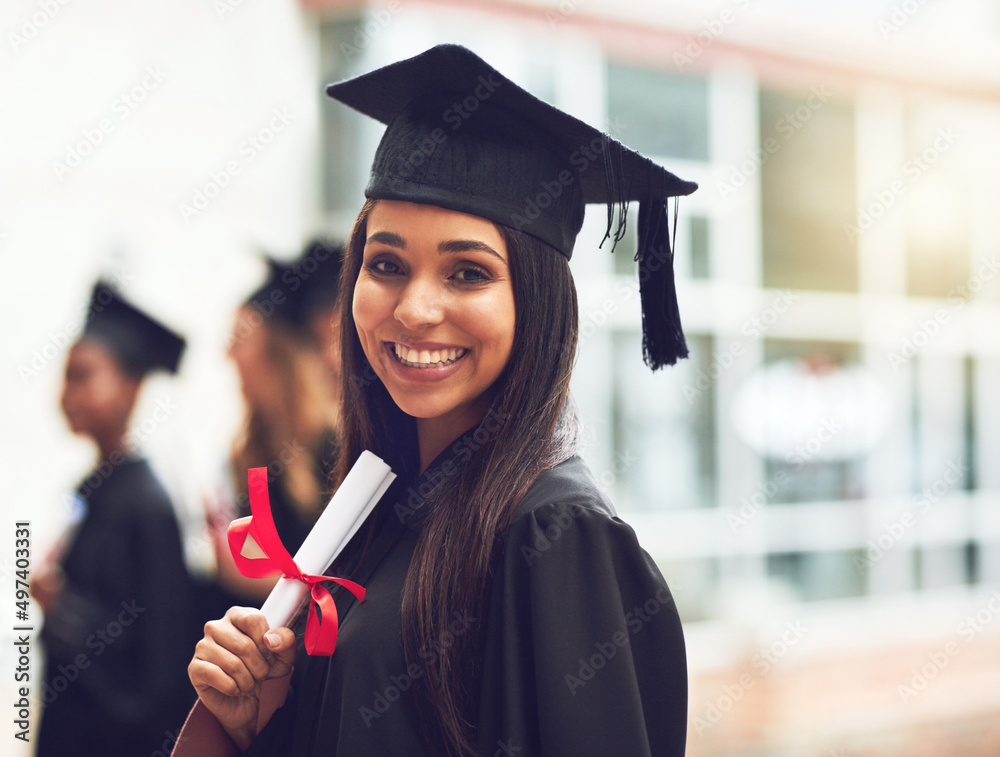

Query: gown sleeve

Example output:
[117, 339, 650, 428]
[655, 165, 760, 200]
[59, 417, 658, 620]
[476, 500, 687, 757]
[44, 481, 198, 732]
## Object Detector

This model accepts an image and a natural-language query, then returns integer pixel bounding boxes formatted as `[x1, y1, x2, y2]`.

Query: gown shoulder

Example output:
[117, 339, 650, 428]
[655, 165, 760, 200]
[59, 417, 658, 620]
[476, 455, 688, 757]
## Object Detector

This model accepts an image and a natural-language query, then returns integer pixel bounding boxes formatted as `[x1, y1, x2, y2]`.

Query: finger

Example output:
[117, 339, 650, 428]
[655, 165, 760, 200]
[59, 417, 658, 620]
[226, 607, 274, 657]
[203, 617, 272, 683]
[193, 635, 262, 695]
[189, 656, 250, 699]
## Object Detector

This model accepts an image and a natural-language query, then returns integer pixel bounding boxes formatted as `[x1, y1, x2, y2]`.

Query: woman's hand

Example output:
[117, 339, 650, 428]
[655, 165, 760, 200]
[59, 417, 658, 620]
[29, 564, 65, 613]
[188, 607, 297, 751]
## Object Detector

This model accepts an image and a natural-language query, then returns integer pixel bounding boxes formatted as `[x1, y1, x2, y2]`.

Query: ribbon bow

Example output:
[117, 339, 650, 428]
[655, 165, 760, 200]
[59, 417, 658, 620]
[227, 467, 365, 656]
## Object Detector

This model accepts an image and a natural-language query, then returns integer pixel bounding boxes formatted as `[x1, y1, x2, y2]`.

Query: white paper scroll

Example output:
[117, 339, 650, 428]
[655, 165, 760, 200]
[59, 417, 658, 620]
[259, 450, 395, 629]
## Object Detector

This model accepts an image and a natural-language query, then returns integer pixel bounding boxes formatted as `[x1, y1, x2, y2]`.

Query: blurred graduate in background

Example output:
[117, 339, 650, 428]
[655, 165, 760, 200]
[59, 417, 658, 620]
[209, 239, 345, 603]
[30, 281, 199, 757]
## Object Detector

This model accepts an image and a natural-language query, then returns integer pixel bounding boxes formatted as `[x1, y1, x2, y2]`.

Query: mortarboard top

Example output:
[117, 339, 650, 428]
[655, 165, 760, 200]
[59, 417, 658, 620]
[244, 238, 345, 335]
[82, 282, 185, 376]
[325, 44, 698, 369]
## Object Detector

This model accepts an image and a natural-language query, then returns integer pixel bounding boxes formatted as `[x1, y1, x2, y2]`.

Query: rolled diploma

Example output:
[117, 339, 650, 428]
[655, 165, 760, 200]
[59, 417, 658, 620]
[259, 450, 395, 630]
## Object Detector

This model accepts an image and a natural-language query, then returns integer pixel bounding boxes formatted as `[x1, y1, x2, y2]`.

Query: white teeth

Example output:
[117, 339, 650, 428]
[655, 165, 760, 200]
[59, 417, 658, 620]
[393, 343, 468, 368]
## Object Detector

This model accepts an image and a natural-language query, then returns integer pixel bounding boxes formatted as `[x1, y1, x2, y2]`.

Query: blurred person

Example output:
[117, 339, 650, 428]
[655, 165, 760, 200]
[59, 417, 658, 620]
[31, 281, 198, 757]
[181, 45, 693, 756]
[210, 241, 344, 603]
[297, 238, 347, 388]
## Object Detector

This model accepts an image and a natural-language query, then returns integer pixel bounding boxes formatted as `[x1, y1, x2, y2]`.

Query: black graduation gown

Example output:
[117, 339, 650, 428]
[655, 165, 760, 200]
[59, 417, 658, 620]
[38, 457, 200, 757]
[245, 440, 687, 757]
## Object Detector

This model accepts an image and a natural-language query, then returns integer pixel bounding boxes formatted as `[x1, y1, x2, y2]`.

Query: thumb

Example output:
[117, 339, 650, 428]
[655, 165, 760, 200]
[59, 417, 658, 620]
[263, 627, 297, 676]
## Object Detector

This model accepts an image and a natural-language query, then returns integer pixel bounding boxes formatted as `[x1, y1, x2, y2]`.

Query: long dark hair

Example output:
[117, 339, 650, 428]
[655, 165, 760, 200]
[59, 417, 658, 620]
[334, 199, 581, 755]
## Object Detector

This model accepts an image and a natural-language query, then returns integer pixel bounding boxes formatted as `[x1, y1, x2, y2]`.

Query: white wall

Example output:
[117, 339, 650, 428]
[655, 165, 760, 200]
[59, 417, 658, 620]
[1, 2, 320, 750]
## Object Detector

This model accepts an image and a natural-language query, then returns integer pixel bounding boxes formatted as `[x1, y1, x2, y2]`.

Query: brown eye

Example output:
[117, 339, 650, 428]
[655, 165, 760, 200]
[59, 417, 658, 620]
[367, 259, 403, 276]
[452, 266, 490, 283]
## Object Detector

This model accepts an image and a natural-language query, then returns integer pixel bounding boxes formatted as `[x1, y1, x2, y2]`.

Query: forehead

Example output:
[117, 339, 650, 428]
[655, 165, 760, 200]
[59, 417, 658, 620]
[67, 338, 124, 373]
[366, 200, 507, 259]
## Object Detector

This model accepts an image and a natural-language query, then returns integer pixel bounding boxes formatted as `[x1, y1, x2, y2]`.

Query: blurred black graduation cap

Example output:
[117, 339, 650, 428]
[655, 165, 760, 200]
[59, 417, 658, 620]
[244, 238, 345, 336]
[82, 282, 185, 376]
[325, 44, 698, 369]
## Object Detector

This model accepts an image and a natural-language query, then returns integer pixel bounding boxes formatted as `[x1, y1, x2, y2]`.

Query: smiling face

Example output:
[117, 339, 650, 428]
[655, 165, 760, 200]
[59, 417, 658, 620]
[353, 200, 516, 438]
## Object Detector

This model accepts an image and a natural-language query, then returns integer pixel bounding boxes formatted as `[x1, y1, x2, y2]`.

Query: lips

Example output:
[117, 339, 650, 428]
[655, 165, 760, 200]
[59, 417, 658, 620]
[392, 342, 468, 368]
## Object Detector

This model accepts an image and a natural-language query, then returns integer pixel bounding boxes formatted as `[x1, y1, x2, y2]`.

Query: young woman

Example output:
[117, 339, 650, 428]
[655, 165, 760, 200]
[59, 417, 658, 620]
[33, 282, 199, 757]
[183, 44, 697, 756]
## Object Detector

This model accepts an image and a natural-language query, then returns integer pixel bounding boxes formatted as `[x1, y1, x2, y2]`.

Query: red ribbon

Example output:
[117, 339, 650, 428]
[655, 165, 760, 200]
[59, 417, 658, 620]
[227, 467, 365, 656]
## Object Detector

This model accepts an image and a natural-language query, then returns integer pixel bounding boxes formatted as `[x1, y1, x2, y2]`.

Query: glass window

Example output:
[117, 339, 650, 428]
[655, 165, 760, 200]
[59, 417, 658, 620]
[768, 550, 865, 602]
[760, 88, 858, 292]
[319, 17, 370, 214]
[609, 206, 709, 279]
[606, 61, 709, 161]
[689, 214, 710, 279]
[904, 148, 970, 298]
[612, 332, 715, 510]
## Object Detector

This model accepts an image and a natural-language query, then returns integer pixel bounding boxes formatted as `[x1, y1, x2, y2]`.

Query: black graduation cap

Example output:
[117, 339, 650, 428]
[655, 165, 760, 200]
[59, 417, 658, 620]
[244, 238, 345, 335]
[82, 282, 185, 376]
[325, 44, 698, 369]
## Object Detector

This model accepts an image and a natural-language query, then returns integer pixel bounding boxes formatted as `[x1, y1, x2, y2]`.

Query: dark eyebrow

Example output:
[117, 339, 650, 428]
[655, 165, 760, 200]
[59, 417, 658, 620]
[366, 231, 406, 248]
[438, 239, 505, 262]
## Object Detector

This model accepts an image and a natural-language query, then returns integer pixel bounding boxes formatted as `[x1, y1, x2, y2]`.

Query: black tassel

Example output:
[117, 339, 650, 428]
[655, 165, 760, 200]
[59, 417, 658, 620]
[599, 135, 630, 251]
[637, 197, 688, 369]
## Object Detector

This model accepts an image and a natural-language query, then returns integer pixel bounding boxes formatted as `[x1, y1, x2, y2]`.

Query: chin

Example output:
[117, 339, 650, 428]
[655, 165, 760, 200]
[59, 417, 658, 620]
[387, 391, 452, 420]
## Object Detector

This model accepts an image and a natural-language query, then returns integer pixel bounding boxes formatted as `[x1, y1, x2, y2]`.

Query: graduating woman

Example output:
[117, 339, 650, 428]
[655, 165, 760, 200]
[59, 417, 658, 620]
[212, 241, 345, 607]
[182, 45, 697, 757]
[33, 282, 199, 757]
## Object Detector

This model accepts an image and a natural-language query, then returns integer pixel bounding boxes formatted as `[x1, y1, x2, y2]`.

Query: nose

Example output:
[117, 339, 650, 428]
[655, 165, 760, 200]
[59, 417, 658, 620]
[393, 276, 445, 331]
